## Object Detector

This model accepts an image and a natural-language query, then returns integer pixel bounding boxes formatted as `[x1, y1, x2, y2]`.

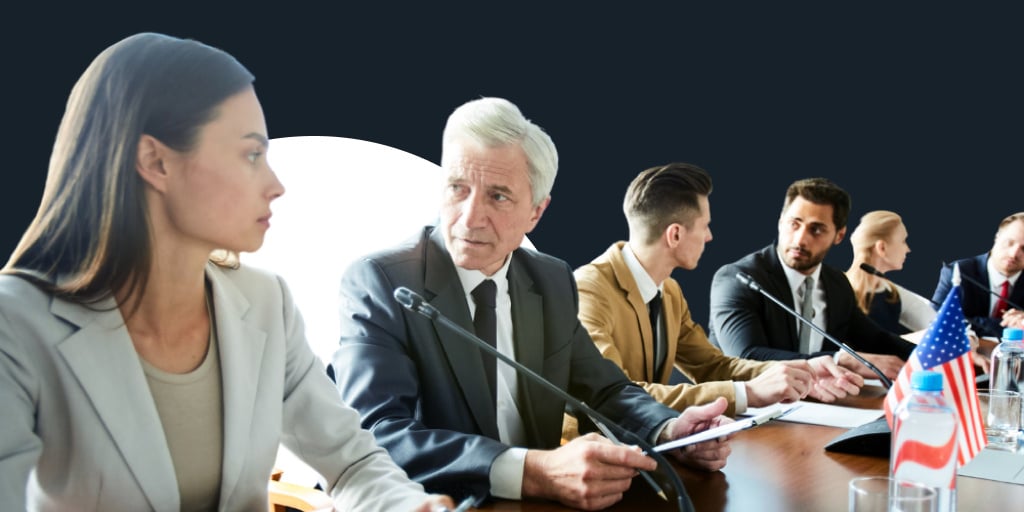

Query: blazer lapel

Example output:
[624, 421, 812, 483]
[53, 298, 180, 512]
[608, 246, 657, 379]
[206, 265, 267, 506]
[424, 229, 499, 439]
[766, 246, 800, 341]
[507, 256, 545, 444]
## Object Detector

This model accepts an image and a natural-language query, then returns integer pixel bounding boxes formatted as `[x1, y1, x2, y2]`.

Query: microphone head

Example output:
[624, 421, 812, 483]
[736, 271, 760, 291]
[859, 263, 886, 278]
[393, 286, 420, 310]
[393, 286, 439, 320]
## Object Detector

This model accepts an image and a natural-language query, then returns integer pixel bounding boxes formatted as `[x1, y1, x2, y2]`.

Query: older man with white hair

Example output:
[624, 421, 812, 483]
[332, 97, 733, 510]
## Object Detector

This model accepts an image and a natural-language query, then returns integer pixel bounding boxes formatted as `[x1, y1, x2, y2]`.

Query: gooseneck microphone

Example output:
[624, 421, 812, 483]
[735, 272, 893, 388]
[393, 286, 694, 512]
[859, 263, 942, 308]
[942, 261, 1023, 312]
[859, 262, 886, 279]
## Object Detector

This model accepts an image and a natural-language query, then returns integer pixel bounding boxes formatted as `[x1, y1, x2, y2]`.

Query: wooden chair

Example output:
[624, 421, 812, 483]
[268, 467, 332, 512]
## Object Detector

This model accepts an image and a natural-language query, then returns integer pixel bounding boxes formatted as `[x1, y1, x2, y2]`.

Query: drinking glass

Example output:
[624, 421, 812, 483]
[848, 476, 937, 512]
[978, 390, 1021, 450]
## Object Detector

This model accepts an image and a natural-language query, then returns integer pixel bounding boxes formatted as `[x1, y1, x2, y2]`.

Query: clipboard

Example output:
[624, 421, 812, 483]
[652, 406, 788, 453]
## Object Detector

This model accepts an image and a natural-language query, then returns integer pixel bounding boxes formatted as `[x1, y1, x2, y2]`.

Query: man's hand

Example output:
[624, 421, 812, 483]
[968, 334, 992, 373]
[1002, 308, 1024, 329]
[803, 355, 863, 402]
[660, 397, 733, 471]
[522, 433, 655, 510]
[835, 351, 905, 379]
[744, 361, 813, 407]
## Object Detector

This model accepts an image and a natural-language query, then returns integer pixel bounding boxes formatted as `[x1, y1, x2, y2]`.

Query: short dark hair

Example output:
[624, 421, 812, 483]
[623, 162, 713, 245]
[782, 177, 851, 230]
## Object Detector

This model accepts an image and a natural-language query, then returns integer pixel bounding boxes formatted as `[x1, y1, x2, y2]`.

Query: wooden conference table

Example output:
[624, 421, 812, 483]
[480, 384, 1024, 511]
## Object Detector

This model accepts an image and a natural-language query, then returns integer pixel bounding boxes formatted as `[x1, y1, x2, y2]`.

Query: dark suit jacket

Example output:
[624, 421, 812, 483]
[932, 253, 1024, 338]
[332, 226, 677, 499]
[708, 244, 916, 361]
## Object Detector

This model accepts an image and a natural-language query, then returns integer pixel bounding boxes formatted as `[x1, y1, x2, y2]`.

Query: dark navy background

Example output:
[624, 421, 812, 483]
[2, 5, 1020, 326]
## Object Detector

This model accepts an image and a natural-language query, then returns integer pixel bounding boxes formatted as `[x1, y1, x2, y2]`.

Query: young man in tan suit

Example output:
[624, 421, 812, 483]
[565, 163, 862, 437]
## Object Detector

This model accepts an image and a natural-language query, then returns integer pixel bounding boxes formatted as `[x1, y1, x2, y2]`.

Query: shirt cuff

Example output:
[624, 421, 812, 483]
[489, 447, 527, 499]
[733, 382, 748, 414]
[650, 418, 676, 444]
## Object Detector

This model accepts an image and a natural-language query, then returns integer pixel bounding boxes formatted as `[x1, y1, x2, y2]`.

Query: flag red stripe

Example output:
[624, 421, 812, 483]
[885, 306, 986, 468]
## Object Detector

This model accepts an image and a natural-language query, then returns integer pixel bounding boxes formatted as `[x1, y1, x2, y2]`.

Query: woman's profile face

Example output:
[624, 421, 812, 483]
[878, 222, 910, 272]
[161, 86, 285, 254]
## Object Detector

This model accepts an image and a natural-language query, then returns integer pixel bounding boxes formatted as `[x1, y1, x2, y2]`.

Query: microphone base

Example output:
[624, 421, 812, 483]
[823, 417, 891, 458]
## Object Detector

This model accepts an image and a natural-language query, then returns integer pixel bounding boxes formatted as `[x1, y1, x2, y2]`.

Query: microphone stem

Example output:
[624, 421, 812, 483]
[429, 312, 692, 512]
[433, 314, 624, 435]
[750, 280, 893, 388]
[946, 262, 1024, 312]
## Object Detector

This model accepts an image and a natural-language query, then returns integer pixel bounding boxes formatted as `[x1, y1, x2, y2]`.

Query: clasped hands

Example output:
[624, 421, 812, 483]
[748, 355, 863, 407]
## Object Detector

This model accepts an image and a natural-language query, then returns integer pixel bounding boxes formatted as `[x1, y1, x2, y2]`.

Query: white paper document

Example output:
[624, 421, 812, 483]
[744, 401, 884, 429]
[652, 406, 785, 452]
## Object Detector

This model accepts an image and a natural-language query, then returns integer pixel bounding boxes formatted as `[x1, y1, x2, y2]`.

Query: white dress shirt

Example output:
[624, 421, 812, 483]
[986, 257, 1021, 314]
[454, 257, 528, 499]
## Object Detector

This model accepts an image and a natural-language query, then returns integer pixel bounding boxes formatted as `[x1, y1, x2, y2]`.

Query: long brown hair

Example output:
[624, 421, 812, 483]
[847, 210, 904, 313]
[2, 33, 254, 310]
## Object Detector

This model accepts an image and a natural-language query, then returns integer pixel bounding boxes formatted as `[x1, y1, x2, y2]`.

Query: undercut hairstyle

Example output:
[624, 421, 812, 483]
[623, 162, 713, 246]
[3, 33, 254, 309]
[782, 177, 852, 230]
[442, 97, 558, 207]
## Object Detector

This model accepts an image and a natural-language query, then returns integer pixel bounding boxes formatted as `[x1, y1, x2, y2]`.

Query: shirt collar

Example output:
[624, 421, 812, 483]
[621, 243, 660, 303]
[986, 256, 1021, 288]
[780, 257, 823, 295]
[455, 253, 512, 298]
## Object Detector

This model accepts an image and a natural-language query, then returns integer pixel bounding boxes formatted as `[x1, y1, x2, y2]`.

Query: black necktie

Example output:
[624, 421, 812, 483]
[472, 279, 498, 405]
[649, 291, 667, 377]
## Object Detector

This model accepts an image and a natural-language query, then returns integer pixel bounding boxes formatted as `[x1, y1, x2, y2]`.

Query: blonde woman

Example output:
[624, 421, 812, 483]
[844, 211, 935, 334]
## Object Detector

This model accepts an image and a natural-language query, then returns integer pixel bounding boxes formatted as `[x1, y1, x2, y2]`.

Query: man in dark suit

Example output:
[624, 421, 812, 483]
[708, 178, 915, 380]
[333, 97, 732, 511]
[932, 212, 1024, 338]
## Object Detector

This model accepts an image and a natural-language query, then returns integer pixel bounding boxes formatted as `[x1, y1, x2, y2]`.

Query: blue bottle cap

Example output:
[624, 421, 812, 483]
[1003, 327, 1023, 341]
[911, 371, 943, 392]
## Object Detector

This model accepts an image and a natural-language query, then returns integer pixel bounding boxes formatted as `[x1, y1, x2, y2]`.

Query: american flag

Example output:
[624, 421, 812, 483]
[884, 266, 987, 466]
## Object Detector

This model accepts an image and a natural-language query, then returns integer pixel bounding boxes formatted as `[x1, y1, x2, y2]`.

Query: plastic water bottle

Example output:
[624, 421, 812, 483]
[890, 370, 958, 512]
[990, 327, 1024, 427]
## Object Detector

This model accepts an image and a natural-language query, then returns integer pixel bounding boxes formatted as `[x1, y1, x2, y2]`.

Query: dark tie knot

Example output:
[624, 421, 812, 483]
[648, 291, 662, 313]
[473, 279, 497, 308]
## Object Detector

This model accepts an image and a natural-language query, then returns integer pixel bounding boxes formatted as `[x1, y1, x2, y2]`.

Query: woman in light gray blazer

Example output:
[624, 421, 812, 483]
[0, 32, 452, 512]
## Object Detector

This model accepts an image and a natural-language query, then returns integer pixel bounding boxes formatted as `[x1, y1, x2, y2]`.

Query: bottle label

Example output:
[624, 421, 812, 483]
[892, 434, 957, 488]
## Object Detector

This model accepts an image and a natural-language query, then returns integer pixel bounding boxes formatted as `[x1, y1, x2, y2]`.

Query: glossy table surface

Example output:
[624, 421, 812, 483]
[480, 385, 1024, 511]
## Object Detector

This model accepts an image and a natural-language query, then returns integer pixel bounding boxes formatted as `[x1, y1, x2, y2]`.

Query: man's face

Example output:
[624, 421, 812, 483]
[439, 140, 549, 276]
[991, 219, 1024, 276]
[672, 195, 713, 270]
[776, 196, 846, 274]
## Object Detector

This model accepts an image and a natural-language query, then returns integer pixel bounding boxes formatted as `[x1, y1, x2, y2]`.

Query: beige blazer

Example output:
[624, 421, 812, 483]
[0, 263, 425, 511]
[573, 243, 772, 418]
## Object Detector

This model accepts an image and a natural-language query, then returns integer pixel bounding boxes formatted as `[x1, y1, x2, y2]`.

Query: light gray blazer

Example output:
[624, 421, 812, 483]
[0, 263, 426, 511]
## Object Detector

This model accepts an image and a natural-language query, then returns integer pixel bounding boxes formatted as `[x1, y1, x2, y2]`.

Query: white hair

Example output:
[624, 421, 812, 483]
[441, 97, 558, 206]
